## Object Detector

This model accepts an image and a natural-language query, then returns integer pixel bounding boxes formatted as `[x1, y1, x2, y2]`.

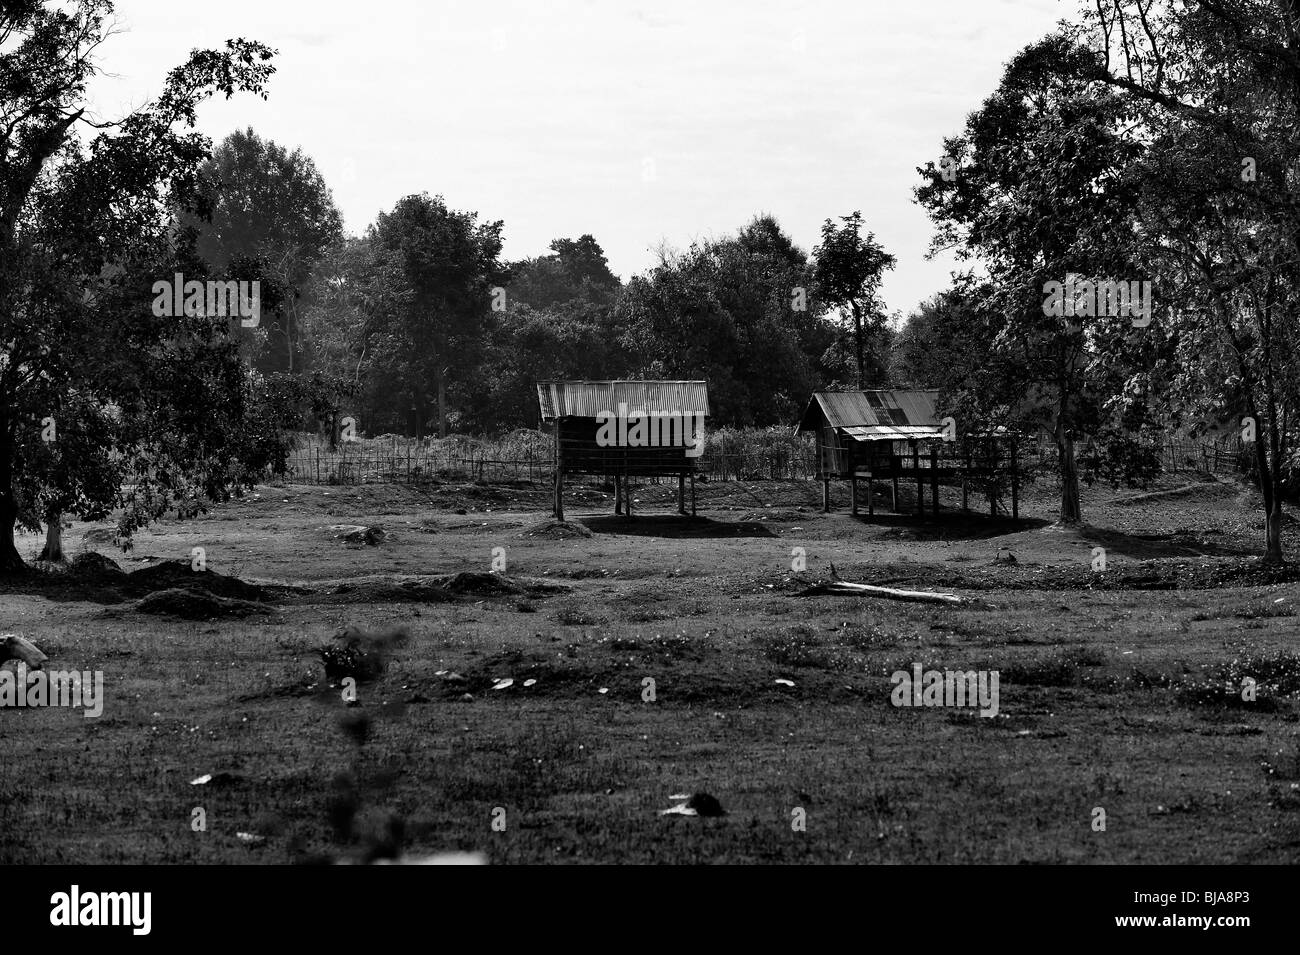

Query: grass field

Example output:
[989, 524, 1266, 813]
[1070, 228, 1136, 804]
[2, 472, 1299, 864]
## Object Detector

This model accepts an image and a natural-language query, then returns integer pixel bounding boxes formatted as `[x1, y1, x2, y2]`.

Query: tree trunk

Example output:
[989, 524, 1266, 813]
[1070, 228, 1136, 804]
[1248, 414, 1285, 564]
[852, 303, 864, 390]
[37, 511, 64, 562]
[436, 367, 448, 439]
[0, 487, 24, 575]
[1264, 499, 1284, 564]
[285, 308, 293, 374]
[0, 424, 23, 573]
[285, 295, 296, 375]
[1056, 423, 1082, 525]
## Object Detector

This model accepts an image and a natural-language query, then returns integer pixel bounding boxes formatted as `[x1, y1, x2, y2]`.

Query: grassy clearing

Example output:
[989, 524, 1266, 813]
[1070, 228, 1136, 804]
[1, 474, 1298, 863]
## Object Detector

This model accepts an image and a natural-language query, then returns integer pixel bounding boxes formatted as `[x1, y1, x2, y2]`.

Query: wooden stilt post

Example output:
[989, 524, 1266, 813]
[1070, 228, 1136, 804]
[615, 474, 623, 515]
[822, 477, 830, 513]
[913, 441, 923, 516]
[678, 473, 686, 514]
[690, 472, 697, 516]
[891, 448, 899, 513]
[930, 445, 939, 514]
[553, 425, 564, 522]
[851, 476, 859, 515]
[625, 472, 632, 519]
[868, 476, 874, 516]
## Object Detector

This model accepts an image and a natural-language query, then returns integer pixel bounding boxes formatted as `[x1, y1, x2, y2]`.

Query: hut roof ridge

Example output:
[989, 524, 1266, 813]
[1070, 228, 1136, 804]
[537, 380, 710, 421]
[796, 388, 941, 434]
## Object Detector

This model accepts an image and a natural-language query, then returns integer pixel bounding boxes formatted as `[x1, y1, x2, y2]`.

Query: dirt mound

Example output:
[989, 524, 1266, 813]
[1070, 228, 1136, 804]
[136, 587, 276, 620]
[123, 560, 266, 601]
[434, 572, 524, 596]
[310, 572, 568, 604]
[1039, 558, 1300, 591]
[521, 519, 592, 540]
[69, 552, 126, 580]
[324, 580, 456, 604]
[327, 524, 386, 545]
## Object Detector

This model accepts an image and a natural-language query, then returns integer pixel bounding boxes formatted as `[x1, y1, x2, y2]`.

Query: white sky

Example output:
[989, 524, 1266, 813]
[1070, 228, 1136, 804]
[88, 0, 1071, 318]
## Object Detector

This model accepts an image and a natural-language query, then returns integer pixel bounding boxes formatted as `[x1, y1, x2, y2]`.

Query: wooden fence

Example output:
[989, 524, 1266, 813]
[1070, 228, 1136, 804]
[1156, 438, 1247, 474]
[279, 432, 1244, 486]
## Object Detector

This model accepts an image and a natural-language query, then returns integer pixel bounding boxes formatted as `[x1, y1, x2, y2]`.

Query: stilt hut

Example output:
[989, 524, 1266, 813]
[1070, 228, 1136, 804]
[537, 380, 710, 520]
[795, 389, 1019, 519]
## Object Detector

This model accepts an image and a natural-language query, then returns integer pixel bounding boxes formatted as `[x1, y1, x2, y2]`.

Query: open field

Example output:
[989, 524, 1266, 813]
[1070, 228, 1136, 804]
[2, 473, 1299, 864]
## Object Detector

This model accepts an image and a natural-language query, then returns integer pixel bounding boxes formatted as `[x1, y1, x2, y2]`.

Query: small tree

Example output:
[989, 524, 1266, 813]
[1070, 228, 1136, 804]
[812, 212, 895, 389]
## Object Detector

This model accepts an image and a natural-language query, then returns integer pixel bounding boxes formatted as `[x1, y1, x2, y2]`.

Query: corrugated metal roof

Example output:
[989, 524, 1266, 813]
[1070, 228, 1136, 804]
[842, 425, 946, 440]
[537, 381, 710, 421]
[796, 390, 941, 434]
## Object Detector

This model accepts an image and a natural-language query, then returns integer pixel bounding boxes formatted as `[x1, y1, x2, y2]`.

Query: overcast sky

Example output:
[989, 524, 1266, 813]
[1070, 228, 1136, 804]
[89, 0, 1070, 318]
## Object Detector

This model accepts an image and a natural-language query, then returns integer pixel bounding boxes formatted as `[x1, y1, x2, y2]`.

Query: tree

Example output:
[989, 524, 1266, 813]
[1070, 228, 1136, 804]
[916, 37, 1154, 525]
[617, 215, 835, 426]
[471, 303, 621, 430]
[812, 212, 895, 389]
[507, 234, 621, 310]
[452, 234, 627, 430]
[1061, 0, 1300, 561]
[181, 127, 343, 374]
[364, 194, 505, 437]
[298, 236, 392, 445]
[891, 285, 997, 392]
[0, 0, 282, 573]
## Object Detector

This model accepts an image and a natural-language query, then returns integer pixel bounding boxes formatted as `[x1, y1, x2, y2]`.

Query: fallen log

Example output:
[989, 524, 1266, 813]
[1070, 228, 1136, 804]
[797, 581, 964, 605]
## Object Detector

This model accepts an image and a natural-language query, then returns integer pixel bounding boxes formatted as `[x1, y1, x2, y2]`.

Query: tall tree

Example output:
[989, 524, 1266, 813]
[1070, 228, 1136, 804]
[181, 127, 343, 374]
[1062, 0, 1300, 561]
[0, 0, 283, 572]
[366, 193, 505, 438]
[916, 37, 1153, 525]
[508, 234, 621, 310]
[812, 212, 895, 389]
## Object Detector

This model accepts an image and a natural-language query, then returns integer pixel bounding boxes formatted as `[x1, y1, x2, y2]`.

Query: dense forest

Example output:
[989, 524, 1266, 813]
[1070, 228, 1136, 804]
[186, 127, 899, 437]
